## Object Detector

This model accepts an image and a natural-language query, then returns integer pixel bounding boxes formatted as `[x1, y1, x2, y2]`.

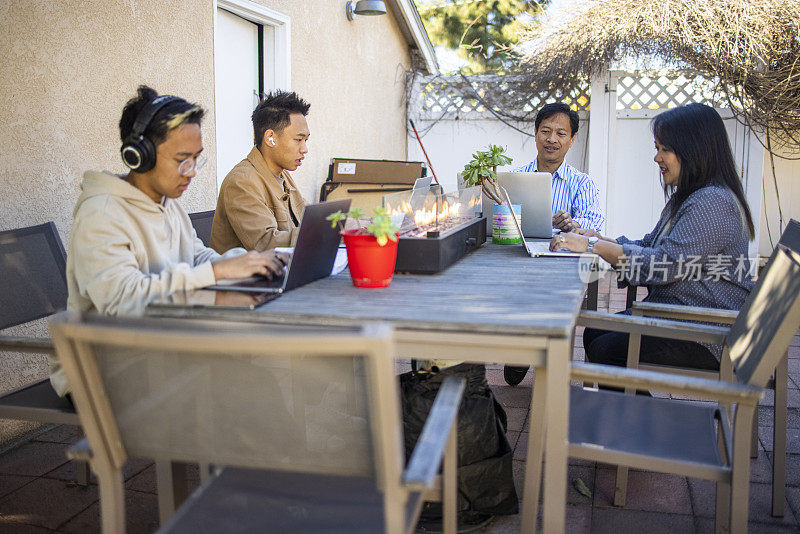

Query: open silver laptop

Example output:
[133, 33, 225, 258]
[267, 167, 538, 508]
[496, 172, 554, 238]
[206, 199, 351, 293]
[499, 187, 578, 258]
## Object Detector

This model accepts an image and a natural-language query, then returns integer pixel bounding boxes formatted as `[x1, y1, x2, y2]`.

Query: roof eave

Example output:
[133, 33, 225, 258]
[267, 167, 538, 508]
[386, 0, 439, 75]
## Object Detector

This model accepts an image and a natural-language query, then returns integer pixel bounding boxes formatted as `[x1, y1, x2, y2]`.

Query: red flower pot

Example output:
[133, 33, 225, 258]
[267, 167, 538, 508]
[342, 230, 399, 288]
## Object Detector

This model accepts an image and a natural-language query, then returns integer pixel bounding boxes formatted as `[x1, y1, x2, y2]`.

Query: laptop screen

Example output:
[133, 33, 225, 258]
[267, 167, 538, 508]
[204, 199, 351, 294]
[283, 200, 351, 291]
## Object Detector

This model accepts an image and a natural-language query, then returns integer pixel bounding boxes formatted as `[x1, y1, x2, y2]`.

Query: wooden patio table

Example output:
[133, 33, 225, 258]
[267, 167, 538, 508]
[148, 242, 589, 533]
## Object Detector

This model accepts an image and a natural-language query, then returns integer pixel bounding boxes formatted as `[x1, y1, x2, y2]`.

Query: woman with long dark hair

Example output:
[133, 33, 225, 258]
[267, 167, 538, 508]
[552, 103, 755, 370]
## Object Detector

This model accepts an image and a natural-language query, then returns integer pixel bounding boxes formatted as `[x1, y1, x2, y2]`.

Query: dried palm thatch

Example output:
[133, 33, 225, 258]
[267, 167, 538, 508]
[513, 0, 800, 156]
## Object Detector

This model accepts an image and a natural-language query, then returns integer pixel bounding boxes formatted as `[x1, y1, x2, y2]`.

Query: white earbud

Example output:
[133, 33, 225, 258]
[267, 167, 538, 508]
[268, 137, 275, 146]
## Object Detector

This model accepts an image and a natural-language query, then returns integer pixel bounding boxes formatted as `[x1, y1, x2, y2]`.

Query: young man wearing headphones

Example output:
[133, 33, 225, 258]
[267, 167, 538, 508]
[52, 86, 285, 396]
[210, 90, 310, 253]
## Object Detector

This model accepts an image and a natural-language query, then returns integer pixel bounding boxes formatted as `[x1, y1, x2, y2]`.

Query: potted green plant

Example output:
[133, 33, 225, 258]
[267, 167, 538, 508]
[461, 144, 512, 204]
[461, 145, 520, 244]
[327, 207, 400, 288]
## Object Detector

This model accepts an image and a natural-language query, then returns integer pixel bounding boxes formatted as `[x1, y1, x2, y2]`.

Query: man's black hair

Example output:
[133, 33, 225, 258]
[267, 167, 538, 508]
[119, 85, 205, 146]
[534, 102, 579, 137]
[252, 90, 311, 146]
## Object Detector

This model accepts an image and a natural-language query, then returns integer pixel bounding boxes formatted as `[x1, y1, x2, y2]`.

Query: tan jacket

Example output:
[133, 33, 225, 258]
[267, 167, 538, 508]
[210, 147, 307, 253]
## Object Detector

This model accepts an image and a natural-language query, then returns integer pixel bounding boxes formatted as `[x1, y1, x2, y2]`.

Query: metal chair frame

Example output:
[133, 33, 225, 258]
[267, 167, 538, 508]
[524, 244, 800, 533]
[51, 313, 464, 534]
[614, 219, 800, 516]
[0, 221, 88, 484]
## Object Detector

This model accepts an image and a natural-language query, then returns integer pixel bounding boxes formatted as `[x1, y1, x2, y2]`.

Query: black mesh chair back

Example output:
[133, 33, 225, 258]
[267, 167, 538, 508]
[727, 245, 800, 387]
[779, 218, 800, 253]
[0, 222, 67, 330]
[188, 210, 215, 247]
[759, 219, 800, 275]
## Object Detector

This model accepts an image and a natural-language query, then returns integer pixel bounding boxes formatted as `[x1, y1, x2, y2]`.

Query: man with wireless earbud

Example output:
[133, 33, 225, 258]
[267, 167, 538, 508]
[210, 90, 310, 253]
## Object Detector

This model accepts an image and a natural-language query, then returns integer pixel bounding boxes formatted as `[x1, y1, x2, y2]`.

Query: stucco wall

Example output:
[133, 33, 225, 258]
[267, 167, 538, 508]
[252, 1, 412, 201]
[0, 0, 414, 444]
[0, 0, 218, 444]
[0, 1, 218, 236]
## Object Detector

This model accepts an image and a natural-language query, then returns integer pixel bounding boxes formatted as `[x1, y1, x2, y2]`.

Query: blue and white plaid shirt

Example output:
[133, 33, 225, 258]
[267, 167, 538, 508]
[513, 158, 604, 231]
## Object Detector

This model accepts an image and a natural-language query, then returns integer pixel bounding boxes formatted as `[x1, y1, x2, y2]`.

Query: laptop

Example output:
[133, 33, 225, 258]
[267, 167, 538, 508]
[499, 187, 579, 258]
[496, 172, 554, 238]
[206, 199, 351, 293]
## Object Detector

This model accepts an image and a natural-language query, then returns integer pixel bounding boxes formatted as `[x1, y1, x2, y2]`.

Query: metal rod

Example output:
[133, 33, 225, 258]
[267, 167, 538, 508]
[409, 119, 440, 185]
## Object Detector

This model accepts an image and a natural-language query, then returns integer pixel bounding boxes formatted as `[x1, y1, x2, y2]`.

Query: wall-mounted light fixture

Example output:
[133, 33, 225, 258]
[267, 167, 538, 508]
[346, 0, 387, 21]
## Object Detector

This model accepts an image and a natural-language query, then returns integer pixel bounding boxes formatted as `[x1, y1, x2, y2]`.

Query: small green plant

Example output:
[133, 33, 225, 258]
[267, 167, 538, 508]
[461, 144, 513, 204]
[327, 207, 399, 246]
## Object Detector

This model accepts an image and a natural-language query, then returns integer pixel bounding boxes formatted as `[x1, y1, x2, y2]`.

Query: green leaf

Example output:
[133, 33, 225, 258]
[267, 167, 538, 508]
[463, 144, 513, 188]
[348, 207, 365, 220]
[362, 208, 399, 244]
[326, 211, 346, 228]
[573, 478, 592, 499]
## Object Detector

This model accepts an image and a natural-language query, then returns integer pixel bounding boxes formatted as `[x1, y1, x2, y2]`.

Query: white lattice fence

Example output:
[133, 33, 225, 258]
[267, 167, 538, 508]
[409, 74, 590, 121]
[408, 70, 730, 120]
[614, 70, 729, 110]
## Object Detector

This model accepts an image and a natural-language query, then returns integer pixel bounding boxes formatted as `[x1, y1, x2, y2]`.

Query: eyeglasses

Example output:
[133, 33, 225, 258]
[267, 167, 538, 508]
[178, 154, 207, 176]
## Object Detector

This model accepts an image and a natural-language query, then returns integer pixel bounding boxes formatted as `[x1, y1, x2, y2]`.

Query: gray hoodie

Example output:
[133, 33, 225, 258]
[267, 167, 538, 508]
[50, 170, 243, 395]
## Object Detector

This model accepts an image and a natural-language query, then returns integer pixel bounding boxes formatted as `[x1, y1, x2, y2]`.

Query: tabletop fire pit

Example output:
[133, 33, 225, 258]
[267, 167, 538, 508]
[383, 185, 486, 273]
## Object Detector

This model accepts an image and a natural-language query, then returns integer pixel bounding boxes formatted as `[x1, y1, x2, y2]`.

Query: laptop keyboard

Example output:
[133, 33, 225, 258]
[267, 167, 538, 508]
[526, 240, 553, 255]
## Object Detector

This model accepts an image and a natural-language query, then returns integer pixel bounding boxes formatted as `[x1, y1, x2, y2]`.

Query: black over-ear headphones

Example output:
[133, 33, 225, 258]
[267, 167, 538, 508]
[120, 95, 180, 173]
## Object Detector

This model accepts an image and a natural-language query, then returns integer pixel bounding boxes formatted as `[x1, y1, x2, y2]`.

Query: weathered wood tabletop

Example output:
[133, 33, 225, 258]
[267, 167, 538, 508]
[153, 243, 588, 339]
[148, 241, 588, 534]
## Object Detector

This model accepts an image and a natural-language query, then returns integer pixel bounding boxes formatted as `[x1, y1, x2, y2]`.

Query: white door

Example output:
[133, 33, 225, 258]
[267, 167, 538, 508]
[214, 8, 262, 188]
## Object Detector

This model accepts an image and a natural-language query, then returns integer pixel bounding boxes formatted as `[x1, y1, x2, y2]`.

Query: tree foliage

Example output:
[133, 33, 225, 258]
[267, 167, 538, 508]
[416, 0, 548, 73]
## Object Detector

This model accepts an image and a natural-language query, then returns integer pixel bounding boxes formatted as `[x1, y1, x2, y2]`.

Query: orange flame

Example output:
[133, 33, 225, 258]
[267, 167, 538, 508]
[385, 191, 481, 230]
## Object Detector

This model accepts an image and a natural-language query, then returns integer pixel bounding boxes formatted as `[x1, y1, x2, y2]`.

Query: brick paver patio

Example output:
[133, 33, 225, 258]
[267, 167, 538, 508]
[0, 273, 798, 532]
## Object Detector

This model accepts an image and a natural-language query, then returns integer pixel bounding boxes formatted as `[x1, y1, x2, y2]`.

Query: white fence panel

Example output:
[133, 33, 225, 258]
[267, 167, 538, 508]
[408, 72, 800, 257]
[406, 116, 588, 194]
[761, 145, 800, 254]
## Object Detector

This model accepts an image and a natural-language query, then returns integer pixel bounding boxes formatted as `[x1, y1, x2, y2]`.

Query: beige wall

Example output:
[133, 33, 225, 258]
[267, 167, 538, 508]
[250, 1, 411, 201]
[0, 0, 413, 443]
[0, 0, 218, 236]
[0, 0, 218, 444]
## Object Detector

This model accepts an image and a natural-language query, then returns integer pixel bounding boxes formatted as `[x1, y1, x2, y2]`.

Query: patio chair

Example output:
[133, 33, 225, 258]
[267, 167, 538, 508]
[188, 210, 215, 247]
[0, 221, 88, 484]
[613, 218, 800, 515]
[49, 313, 464, 534]
[525, 243, 800, 533]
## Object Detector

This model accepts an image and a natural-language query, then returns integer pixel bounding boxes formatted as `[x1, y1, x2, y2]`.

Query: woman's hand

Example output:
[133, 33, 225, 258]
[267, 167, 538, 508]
[549, 231, 589, 252]
[212, 250, 289, 280]
[575, 227, 618, 243]
[574, 228, 601, 238]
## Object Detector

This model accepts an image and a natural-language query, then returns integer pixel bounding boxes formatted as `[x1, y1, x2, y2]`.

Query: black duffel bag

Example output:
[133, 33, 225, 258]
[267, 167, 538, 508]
[400, 363, 519, 529]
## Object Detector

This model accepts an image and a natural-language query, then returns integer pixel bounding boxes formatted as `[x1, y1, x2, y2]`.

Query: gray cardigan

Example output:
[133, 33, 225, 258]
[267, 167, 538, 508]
[616, 185, 753, 358]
